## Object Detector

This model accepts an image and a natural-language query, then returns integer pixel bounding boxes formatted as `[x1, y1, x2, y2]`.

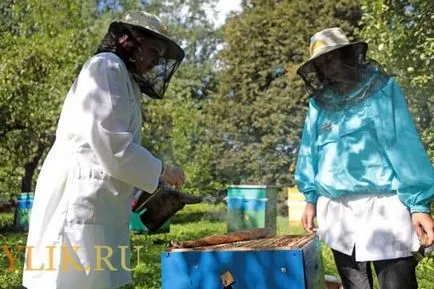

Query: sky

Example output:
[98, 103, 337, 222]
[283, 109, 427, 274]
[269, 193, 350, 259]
[208, 0, 242, 27]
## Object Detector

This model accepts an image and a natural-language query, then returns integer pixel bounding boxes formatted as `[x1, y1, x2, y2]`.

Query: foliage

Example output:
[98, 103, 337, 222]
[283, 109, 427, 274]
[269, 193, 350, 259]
[139, 0, 225, 196]
[0, 0, 106, 195]
[205, 0, 362, 186]
[358, 0, 434, 160]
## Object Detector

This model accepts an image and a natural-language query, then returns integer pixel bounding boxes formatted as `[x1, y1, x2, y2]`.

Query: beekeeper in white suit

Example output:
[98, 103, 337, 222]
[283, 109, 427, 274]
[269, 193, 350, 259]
[23, 11, 185, 289]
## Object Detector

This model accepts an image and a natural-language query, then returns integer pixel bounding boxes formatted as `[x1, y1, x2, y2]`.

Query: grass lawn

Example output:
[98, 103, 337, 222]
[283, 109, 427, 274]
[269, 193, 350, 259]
[1, 204, 433, 289]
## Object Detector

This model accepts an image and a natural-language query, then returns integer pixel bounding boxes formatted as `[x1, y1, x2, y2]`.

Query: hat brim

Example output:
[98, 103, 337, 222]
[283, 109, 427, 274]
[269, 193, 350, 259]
[296, 42, 368, 77]
[113, 21, 185, 63]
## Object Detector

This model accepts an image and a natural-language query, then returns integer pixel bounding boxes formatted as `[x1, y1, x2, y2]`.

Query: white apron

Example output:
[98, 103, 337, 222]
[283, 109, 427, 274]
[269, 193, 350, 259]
[23, 53, 162, 289]
[316, 194, 421, 262]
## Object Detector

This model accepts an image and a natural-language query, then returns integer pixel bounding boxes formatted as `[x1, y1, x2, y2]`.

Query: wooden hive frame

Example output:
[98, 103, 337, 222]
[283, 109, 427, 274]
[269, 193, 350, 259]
[167, 234, 316, 252]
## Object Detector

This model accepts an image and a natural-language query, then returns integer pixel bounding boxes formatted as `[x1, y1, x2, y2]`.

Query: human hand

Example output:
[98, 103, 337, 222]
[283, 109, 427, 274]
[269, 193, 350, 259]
[411, 212, 434, 247]
[302, 202, 317, 233]
[159, 165, 185, 189]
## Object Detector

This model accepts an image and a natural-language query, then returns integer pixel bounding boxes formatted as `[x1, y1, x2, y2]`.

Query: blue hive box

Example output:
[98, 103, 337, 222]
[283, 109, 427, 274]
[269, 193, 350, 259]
[14, 192, 34, 231]
[161, 235, 324, 289]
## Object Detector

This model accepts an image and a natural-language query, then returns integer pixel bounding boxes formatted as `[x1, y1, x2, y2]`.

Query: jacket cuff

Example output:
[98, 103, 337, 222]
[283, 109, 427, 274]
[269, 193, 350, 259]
[410, 203, 431, 214]
[303, 190, 319, 204]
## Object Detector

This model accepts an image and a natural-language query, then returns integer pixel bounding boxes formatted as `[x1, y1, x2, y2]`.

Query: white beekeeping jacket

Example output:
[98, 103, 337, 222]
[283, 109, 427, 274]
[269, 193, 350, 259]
[23, 52, 162, 289]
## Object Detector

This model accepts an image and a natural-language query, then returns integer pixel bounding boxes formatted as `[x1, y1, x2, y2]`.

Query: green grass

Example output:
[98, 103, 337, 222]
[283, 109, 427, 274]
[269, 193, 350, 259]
[1, 205, 433, 289]
[0, 212, 26, 289]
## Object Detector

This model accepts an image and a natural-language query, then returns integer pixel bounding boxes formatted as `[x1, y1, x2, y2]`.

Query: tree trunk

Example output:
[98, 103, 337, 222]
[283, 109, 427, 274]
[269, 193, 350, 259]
[21, 144, 45, 192]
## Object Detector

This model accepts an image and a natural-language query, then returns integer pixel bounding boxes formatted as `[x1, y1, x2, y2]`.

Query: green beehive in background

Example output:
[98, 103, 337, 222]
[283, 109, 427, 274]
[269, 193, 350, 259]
[226, 185, 278, 234]
[14, 192, 34, 231]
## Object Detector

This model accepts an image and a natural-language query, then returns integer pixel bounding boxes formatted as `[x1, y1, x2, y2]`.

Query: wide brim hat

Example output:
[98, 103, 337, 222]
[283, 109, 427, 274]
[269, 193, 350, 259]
[110, 11, 185, 62]
[296, 27, 368, 77]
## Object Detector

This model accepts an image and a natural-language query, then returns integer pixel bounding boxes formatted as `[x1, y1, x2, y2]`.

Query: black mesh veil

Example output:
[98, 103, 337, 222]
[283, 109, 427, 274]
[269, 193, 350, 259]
[296, 44, 390, 111]
[123, 22, 184, 99]
[97, 21, 184, 99]
[297, 43, 368, 95]
[131, 57, 181, 99]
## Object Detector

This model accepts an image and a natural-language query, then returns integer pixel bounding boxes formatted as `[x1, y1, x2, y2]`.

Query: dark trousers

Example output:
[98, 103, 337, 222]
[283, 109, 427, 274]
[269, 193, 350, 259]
[332, 249, 418, 289]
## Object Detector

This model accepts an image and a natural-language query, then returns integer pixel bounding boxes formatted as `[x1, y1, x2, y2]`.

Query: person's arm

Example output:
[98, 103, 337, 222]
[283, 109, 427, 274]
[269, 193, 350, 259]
[78, 55, 162, 193]
[295, 103, 319, 204]
[380, 80, 434, 214]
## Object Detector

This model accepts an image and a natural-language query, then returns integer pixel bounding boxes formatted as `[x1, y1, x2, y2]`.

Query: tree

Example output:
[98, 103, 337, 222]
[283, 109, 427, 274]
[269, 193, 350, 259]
[206, 0, 362, 186]
[358, 0, 434, 161]
[139, 0, 224, 196]
[0, 0, 106, 194]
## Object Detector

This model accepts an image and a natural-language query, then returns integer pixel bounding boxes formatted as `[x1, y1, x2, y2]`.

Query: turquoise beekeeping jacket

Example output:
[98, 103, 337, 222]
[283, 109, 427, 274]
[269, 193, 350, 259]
[295, 77, 434, 213]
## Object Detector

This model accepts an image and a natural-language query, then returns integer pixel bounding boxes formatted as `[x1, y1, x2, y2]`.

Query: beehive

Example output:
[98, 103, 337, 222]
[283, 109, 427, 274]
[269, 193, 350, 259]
[226, 185, 278, 234]
[287, 187, 306, 227]
[161, 234, 325, 289]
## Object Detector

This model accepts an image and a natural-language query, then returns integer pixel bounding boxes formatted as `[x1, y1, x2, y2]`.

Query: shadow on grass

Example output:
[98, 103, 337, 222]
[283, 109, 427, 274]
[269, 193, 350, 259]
[172, 209, 226, 224]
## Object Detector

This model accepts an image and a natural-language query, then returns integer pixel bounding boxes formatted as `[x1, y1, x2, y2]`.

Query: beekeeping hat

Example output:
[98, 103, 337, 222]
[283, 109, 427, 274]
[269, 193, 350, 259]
[110, 11, 185, 99]
[296, 27, 368, 79]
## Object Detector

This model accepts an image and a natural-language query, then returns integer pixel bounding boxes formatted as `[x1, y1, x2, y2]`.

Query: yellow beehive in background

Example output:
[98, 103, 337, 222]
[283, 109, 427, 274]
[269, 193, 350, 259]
[287, 187, 306, 227]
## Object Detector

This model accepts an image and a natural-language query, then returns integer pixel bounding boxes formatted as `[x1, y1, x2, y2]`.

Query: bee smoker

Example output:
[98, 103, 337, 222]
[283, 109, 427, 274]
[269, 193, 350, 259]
[131, 183, 202, 232]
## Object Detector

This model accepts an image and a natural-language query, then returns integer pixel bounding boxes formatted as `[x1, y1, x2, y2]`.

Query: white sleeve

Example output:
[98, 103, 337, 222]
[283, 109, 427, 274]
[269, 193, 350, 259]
[77, 55, 162, 193]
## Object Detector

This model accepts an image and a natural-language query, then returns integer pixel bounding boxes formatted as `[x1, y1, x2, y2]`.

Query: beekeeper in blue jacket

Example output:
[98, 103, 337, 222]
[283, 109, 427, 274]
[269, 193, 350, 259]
[295, 27, 434, 289]
[23, 11, 185, 289]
